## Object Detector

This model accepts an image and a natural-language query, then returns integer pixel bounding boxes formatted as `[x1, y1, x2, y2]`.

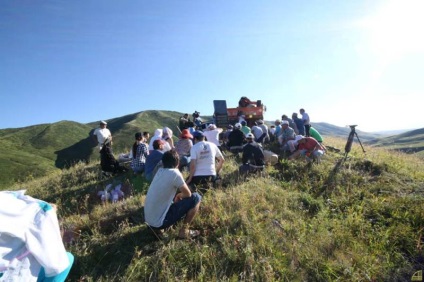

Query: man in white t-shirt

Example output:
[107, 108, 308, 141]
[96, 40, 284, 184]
[187, 130, 225, 188]
[92, 120, 112, 150]
[202, 123, 223, 150]
[144, 150, 202, 239]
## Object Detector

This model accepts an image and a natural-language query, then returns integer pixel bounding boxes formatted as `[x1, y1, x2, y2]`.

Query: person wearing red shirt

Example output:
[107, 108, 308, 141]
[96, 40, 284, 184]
[289, 136, 325, 162]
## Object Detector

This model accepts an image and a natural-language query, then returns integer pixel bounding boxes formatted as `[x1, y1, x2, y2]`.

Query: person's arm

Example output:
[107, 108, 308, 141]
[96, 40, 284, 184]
[92, 130, 98, 143]
[174, 183, 192, 203]
[186, 159, 196, 184]
[215, 156, 224, 174]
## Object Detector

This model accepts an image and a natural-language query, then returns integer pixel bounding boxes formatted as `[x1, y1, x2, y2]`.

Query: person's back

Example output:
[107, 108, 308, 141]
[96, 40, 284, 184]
[100, 142, 121, 173]
[179, 114, 189, 130]
[309, 127, 323, 143]
[190, 140, 221, 176]
[131, 132, 148, 174]
[292, 113, 305, 135]
[144, 150, 202, 239]
[228, 127, 245, 147]
[144, 166, 184, 227]
[149, 129, 163, 152]
[240, 120, 251, 135]
[187, 131, 225, 187]
[242, 142, 265, 166]
[145, 140, 165, 181]
[203, 124, 222, 148]
[251, 125, 263, 140]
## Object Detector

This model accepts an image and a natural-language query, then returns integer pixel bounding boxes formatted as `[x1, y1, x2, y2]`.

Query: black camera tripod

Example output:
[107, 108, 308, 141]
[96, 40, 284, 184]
[344, 125, 366, 159]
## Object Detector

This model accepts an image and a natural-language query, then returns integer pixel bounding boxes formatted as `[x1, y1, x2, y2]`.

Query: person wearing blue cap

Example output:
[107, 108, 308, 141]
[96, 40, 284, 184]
[186, 130, 225, 189]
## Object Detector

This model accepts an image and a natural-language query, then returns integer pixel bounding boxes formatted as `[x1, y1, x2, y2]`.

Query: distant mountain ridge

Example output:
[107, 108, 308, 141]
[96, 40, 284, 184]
[0, 110, 422, 189]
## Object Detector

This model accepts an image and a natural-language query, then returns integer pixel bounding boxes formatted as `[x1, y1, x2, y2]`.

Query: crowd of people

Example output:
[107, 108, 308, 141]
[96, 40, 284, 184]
[0, 107, 327, 278]
[90, 107, 326, 240]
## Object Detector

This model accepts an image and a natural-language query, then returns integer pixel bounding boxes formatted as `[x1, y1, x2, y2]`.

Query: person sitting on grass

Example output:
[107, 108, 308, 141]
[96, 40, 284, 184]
[239, 133, 265, 176]
[144, 139, 165, 181]
[186, 131, 225, 190]
[144, 150, 202, 239]
[131, 132, 149, 174]
[227, 123, 245, 153]
[100, 137, 128, 174]
[174, 129, 193, 171]
[288, 136, 325, 163]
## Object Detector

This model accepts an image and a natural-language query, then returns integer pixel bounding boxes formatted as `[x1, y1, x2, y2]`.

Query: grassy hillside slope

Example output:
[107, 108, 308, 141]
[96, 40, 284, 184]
[0, 111, 182, 189]
[311, 122, 382, 141]
[1, 112, 421, 190]
[12, 136, 424, 281]
[366, 128, 424, 157]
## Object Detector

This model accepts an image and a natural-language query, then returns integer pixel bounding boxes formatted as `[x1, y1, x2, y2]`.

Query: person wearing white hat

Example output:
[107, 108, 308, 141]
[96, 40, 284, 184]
[203, 123, 223, 150]
[92, 120, 112, 151]
[239, 132, 265, 176]
[278, 120, 295, 153]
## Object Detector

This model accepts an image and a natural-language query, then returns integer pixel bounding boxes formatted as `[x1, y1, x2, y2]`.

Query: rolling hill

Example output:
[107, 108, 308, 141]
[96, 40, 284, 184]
[0, 110, 422, 189]
[0, 110, 182, 189]
[366, 127, 424, 157]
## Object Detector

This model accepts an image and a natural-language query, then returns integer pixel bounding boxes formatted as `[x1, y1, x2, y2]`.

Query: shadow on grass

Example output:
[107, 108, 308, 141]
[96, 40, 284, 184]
[67, 207, 163, 281]
[54, 134, 96, 169]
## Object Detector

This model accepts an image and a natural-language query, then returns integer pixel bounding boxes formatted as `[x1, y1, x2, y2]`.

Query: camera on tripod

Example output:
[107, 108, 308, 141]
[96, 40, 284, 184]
[344, 125, 365, 159]
[349, 125, 358, 130]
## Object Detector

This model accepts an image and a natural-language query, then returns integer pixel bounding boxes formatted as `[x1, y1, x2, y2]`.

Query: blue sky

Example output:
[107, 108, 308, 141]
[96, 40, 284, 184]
[1, 0, 423, 132]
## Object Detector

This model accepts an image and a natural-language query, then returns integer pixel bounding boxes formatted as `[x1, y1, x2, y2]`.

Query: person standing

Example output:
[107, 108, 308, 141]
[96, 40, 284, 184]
[299, 108, 311, 137]
[92, 120, 112, 151]
[292, 113, 305, 135]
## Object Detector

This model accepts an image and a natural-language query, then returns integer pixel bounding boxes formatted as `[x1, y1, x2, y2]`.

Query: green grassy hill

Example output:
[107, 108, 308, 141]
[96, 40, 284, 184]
[366, 128, 424, 157]
[0, 111, 421, 190]
[0, 111, 182, 189]
[9, 136, 424, 281]
[311, 122, 383, 141]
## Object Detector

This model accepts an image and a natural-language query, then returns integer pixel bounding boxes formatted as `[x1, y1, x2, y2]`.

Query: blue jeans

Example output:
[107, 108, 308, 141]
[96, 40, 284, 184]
[159, 193, 202, 229]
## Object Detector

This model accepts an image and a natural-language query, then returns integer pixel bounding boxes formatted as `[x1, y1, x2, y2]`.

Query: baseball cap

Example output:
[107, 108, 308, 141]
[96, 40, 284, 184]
[100, 120, 107, 125]
[245, 133, 254, 139]
[192, 130, 204, 138]
[281, 120, 289, 125]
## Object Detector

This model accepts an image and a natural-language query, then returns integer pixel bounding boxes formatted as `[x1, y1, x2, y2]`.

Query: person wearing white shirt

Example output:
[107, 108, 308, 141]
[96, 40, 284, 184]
[202, 124, 223, 150]
[92, 120, 112, 151]
[186, 130, 225, 188]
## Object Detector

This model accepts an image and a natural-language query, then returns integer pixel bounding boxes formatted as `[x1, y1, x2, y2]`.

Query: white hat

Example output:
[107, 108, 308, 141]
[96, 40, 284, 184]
[208, 124, 217, 130]
[235, 123, 242, 129]
[245, 133, 254, 139]
[295, 135, 303, 141]
[281, 120, 289, 125]
[100, 120, 107, 125]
